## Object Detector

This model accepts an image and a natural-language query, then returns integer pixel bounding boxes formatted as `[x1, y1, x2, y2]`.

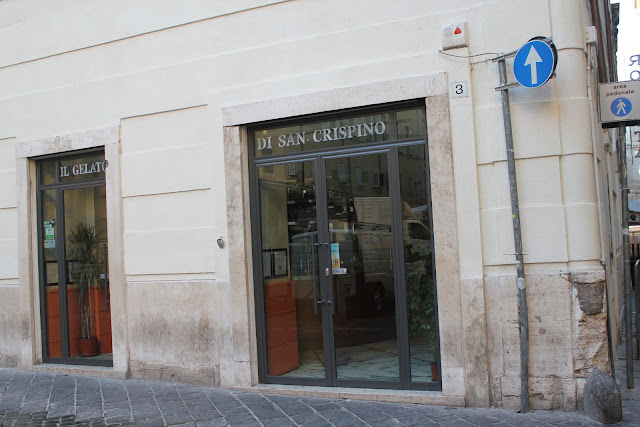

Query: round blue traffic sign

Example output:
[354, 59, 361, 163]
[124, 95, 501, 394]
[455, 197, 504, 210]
[513, 39, 557, 88]
[611, 97, 632, 117]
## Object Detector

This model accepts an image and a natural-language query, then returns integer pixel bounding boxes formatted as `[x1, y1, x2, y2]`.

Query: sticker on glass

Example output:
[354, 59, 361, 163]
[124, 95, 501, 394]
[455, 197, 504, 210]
[331, 243, 340, 268]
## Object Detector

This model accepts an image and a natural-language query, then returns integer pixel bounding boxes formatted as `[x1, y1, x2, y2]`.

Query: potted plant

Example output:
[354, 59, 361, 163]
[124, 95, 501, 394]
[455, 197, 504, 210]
[406, 256, 439, 381]
[67, 223, 103, 356]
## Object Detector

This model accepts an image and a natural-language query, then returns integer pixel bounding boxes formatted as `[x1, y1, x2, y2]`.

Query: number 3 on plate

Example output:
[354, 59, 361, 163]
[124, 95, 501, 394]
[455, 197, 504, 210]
[451, 81, 468, 98]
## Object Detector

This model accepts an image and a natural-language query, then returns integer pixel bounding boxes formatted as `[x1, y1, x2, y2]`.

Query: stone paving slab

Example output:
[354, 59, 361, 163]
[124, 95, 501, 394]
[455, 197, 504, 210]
[613, 350, 640, 427]
[0, 368, 628, 426]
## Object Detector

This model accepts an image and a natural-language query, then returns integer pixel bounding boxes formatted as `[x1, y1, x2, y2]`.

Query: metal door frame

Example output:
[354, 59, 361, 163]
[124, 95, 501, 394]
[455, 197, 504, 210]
[35, 148, 112, 367]
[249, 103, 439, 390]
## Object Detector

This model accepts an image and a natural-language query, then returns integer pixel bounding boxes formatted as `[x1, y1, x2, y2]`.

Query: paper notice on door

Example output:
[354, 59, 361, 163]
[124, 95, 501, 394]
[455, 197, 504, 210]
[45, 227, 55, 239]
[273, 250, 287, 276]
[331, 243, 340, 268]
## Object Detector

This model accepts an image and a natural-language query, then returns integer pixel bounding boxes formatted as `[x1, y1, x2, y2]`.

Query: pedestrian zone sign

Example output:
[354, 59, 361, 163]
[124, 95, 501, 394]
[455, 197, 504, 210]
[599, 80, 640, 126]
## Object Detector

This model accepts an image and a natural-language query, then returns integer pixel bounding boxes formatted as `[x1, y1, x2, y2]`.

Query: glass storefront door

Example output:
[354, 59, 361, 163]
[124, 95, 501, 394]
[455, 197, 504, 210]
[37, 151, 112, 366]
[252, 104, 440, 390]
[325, 153, 400, 382]
[256, 160, 327, 381]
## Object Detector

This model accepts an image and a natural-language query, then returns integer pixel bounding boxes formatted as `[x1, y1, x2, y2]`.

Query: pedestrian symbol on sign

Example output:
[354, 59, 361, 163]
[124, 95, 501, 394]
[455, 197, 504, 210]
[612, 97, 632, 117]
[598, 81, 640, 125]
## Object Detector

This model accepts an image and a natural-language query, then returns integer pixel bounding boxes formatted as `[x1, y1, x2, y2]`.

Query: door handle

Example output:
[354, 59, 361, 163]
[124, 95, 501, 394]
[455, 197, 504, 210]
[312, 237, 319, 315]
[325, 267, 330, 277]
[103, 243, 110, 311]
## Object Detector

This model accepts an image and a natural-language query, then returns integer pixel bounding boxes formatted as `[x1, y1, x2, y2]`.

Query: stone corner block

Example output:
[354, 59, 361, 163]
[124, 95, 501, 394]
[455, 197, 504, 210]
[583, 369, 622, 424]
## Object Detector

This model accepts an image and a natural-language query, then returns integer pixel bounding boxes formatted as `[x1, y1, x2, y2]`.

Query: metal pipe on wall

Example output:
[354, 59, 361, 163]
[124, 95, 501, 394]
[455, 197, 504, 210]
[620, 124, 634, 388]
[635, 260, 640, 359]
[589, 0, 608, 83]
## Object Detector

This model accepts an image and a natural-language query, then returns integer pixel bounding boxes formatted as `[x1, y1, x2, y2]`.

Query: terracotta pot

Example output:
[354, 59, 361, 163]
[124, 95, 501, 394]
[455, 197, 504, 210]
[431, 362, 440, 382]
[78, 337, 99, 357]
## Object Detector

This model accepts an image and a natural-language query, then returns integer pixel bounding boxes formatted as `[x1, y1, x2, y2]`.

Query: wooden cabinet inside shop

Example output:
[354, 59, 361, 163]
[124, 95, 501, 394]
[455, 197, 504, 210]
[265, 281, 299, 376]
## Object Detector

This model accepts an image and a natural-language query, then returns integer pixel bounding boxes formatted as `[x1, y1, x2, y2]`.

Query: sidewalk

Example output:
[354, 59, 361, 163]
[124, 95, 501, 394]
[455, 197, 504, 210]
[0, 367, 618, 427]
[615, 343, 640, 426]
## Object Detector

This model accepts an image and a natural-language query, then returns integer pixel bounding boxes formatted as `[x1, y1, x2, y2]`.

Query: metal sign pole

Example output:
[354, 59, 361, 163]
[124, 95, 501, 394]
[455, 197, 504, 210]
[496, 57, 529, 413]
[620, 124, 634, 388]
[599, 80, 640, 386]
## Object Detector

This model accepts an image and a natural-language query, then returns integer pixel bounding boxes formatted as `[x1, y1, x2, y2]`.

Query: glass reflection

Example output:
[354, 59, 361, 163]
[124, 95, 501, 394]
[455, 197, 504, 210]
[258, 162, 325, 378]
[326, 154, 399, 381]
[396, 109, 426, 140]
[40, 161, 57, 185]
[41, 189, 61, 358]
[399, 145, 439, 383]
[64, 186, 111, 362]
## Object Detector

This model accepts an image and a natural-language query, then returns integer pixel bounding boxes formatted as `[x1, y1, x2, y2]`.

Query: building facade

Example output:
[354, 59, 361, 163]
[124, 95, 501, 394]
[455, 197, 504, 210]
[616, 0, 640, 205]
[0, 0, 623, 411]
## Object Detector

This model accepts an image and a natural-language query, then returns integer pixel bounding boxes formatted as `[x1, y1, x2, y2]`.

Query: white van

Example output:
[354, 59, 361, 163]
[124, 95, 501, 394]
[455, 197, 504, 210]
[403, 219, 432, 261]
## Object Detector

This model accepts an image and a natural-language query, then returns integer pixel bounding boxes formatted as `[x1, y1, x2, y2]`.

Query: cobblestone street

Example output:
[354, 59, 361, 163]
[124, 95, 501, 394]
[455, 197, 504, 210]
[615, 348, 640, 426]
[0, 368, 618, 427]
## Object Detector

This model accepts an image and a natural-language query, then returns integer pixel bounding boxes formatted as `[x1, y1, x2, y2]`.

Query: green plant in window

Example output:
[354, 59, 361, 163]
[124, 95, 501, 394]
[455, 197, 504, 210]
[406, 256, 438, 363]
[67, 223, 103, 340]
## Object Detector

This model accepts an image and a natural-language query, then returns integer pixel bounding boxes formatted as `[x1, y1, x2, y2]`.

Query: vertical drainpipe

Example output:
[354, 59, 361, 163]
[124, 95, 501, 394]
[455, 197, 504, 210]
[588, 0, 608, 84]
[620, 124, 634, 388]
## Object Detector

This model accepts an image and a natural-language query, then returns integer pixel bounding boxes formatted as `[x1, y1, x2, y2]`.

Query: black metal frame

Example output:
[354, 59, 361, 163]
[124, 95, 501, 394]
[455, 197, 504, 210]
[249, 102, 440, 390]
[36, 148, 112, 367]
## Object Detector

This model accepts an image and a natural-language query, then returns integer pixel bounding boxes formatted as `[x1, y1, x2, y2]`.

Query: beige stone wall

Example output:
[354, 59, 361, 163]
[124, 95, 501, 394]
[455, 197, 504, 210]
[220, 76, 470, 402]
[0, 137, 21, 367]
[485, 269, 609, 411]
[477, 0, 614, 411]
[0, 0, 617, 409]
[0, 287, 20, 367]
[120, 107, 223, 384]
[126, 281, 220, 385]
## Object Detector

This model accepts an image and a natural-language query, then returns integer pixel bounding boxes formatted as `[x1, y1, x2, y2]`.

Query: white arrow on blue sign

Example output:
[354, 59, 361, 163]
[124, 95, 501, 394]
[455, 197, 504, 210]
[513, 39, 557, 88]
